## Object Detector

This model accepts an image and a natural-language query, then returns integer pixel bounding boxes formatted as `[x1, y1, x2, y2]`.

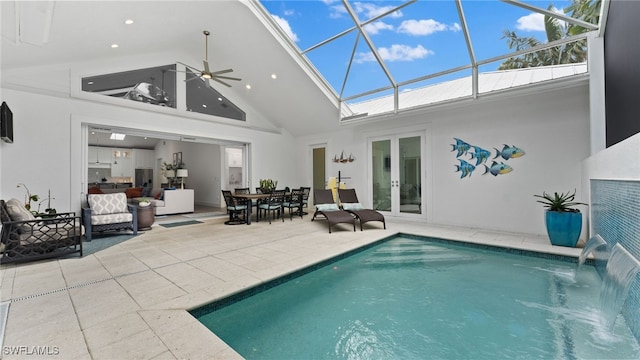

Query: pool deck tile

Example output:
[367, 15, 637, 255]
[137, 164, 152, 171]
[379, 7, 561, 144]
[0, 217, 585, 359]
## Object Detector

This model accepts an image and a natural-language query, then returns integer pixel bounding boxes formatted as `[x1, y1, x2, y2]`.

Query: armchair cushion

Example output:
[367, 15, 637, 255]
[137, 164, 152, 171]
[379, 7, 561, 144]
[90, 213, 134, 226]
[88, 193, 128, 215]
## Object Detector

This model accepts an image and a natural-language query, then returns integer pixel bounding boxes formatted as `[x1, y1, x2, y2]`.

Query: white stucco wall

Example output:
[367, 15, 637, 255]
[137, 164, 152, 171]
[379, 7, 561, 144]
[299, 83, 591, 237]
[0, 87, 300, 214]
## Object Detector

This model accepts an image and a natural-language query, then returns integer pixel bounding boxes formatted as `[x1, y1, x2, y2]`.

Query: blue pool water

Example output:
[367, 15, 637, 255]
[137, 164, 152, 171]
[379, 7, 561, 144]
[191, 236, 640, 359]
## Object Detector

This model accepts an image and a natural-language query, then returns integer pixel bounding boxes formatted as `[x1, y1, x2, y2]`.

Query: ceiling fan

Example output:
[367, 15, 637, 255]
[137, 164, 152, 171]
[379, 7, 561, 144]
[177, 30, 241, 88]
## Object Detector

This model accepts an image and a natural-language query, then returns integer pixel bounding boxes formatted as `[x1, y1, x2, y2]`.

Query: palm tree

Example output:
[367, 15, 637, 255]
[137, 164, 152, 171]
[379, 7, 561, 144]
[499, 0, 600, 70]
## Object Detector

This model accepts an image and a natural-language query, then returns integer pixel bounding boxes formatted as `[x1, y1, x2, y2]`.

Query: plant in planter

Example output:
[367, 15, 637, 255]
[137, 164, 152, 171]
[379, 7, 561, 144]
[259, 179, 278, 193]
[534, 189, 586, 247]
[138, 198, 151, 207]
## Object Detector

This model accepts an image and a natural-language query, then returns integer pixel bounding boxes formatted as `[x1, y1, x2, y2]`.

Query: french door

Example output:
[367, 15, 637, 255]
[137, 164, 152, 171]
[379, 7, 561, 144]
[369, 133, 424, 218]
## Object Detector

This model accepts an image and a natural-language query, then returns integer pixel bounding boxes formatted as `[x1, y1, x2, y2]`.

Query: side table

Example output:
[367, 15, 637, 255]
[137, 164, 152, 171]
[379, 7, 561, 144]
[137, 204, 155, 230]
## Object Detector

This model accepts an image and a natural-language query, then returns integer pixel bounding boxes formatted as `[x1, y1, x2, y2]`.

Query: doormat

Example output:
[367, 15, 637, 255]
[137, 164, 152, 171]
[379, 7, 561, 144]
[160, 220, 204, 228]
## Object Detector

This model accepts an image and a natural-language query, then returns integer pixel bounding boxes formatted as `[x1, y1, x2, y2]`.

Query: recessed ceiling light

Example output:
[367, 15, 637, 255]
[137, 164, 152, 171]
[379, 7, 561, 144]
[217, 97, 222, 101]
[110, 133, 126, 140]
[87, 81, 94, 85]
[271, 74, 277, 79]
[246, 84, 251, 90]
[202, 104, 207, 108]
[111, 44, 119, 48]
[124, 19, 134, 25]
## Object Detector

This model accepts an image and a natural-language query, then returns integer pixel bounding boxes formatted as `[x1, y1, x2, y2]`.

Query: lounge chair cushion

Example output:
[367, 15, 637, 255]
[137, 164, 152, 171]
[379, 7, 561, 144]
[316, 203, 339, 212]
[88, 193, 128, 215]
[342, 202, 364, 211]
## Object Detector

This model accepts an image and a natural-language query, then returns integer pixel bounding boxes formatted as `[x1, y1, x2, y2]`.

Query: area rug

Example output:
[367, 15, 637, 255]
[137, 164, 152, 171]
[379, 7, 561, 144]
[79, 233, 137, 256]
[159, 220, 204, 228]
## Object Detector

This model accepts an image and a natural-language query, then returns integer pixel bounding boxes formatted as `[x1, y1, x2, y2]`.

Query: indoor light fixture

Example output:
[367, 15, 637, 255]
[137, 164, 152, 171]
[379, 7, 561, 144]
[124, 19, 134, 25]
[110, 133, 126, 140]
[111, 44, 119, 48]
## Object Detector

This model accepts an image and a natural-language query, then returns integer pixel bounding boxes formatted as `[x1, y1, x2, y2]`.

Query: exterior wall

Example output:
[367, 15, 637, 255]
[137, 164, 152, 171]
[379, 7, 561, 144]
[300, 83, 591, 237]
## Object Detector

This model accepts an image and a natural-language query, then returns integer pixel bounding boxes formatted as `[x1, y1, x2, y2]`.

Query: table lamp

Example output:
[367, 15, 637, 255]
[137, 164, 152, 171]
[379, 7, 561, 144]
[177, 169, 188, 189]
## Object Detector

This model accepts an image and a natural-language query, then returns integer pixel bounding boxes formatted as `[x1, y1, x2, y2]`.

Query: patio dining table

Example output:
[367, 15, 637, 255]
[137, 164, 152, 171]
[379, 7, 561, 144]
[231, 193, 270, 224]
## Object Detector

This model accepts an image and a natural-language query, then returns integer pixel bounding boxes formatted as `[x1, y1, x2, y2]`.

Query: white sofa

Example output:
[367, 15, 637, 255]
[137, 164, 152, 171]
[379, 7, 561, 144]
[146, 189, 194, 215]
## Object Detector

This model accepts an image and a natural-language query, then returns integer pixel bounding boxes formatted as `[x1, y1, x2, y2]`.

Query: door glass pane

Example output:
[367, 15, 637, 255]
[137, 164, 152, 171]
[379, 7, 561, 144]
[399, 136, 421, 214]
[372, 140, 391, 211]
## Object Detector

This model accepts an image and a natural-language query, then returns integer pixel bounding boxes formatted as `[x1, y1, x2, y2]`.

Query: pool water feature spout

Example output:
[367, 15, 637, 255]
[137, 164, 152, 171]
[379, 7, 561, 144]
[600, 243, 640, 331]
[578, 234, 607, 269]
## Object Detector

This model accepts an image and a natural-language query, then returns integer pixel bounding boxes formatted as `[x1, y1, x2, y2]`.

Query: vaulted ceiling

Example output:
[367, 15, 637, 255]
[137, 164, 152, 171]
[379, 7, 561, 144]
[0, 1, 341, 137]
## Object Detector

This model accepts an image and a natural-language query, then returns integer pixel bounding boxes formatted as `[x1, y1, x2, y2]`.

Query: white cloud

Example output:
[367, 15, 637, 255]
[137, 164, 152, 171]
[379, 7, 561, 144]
[353, 2, 403, 19]
[283, 9, 295, 17]
[354, 44, 433, 63]
[516, 7, 565, 32]
[272, 14, 299, 42]
[328, 4, 347, 19]
[397, 19, 460, 36]
[363, 21, 394, 35]
[516, 13, 545, 31]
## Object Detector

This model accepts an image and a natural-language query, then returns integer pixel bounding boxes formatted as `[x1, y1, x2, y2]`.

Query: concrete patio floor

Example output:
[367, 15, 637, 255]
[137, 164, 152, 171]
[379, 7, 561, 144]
[0, 216, 581, 359]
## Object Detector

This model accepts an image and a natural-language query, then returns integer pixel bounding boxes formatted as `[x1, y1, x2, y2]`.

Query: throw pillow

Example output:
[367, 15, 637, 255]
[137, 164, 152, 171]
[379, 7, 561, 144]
[154, 190, 163, 200]
[88, 186, 103, 194]
[125, 187, 143, 198]
[342, 202, 364, 211]
[6, 198, 36, 233]
[316, 203, 339, 212]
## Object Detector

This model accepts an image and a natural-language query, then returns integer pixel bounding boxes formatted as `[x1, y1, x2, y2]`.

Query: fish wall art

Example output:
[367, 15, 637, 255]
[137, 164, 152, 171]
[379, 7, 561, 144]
[450, 138, 524, 179]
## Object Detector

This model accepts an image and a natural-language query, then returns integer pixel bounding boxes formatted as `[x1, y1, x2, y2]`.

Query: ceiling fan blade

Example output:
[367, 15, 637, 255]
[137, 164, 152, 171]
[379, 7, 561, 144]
[215, 75, 242, 81]
[211, 68, 233, 75]
[211, 77, 232, 88]
[177, 61, 202, 73]
[203, 60, 211, 74]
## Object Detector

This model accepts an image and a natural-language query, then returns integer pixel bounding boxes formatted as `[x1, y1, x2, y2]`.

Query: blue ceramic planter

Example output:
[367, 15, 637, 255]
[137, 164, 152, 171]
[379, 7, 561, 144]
[545, 210, 582, 247]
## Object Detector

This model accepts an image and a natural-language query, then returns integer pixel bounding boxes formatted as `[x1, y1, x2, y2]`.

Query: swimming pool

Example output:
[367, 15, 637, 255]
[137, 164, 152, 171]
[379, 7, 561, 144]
[191, 235, 640, 359]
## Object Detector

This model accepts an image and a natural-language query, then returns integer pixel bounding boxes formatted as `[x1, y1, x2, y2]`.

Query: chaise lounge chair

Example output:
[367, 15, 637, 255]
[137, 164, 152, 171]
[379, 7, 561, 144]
[311, 189, 356, 234]
[338, 189, 386, 231]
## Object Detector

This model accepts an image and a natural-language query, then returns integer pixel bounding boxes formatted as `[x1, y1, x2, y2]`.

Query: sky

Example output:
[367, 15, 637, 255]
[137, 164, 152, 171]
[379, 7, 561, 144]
[259, 0, 574, 99]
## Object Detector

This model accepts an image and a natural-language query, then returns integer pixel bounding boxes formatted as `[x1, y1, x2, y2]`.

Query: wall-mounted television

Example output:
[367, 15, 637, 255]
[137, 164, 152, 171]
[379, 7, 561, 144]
[1, 101, 13, 143]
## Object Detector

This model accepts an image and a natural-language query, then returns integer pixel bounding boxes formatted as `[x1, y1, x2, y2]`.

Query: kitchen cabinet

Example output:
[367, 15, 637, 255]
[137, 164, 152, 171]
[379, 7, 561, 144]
[110, 149, 133, 177]
[88, 146, 113, 165]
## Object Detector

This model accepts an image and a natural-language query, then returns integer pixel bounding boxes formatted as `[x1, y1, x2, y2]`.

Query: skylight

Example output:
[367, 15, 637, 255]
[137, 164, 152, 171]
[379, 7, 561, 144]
[258, 0, 602, 121]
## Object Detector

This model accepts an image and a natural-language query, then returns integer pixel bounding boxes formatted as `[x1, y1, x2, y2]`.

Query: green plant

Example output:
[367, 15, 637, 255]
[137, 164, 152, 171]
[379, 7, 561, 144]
[259, 179, 278, 190]
[17, 184, 57, 215]
[534, 189, 586, 212]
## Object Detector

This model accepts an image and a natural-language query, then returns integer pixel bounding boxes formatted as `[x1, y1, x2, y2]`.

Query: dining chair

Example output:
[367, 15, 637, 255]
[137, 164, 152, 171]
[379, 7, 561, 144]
[300, 186, 311, 215]
[258, 189, 285, 224]
[283, 188, 304, 220]
[221, 190, 247, 225]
